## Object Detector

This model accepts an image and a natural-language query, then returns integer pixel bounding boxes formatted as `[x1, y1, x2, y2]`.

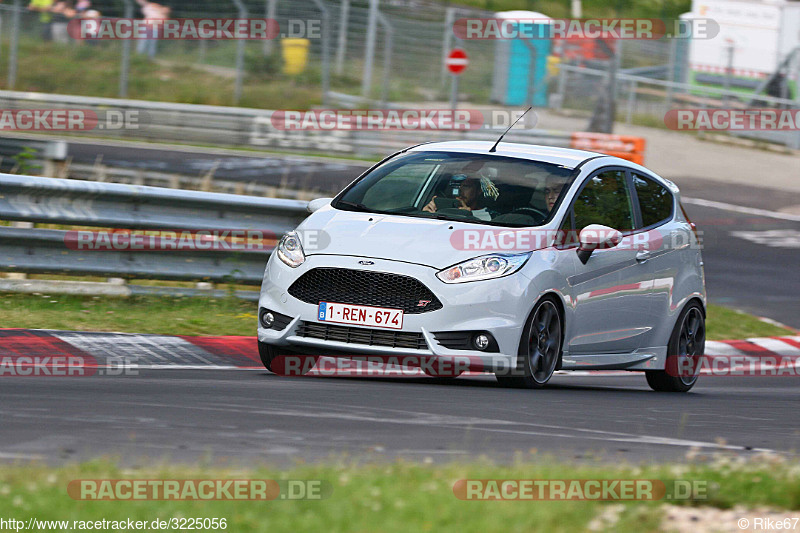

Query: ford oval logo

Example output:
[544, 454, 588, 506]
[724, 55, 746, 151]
[358, 260, 375, 265]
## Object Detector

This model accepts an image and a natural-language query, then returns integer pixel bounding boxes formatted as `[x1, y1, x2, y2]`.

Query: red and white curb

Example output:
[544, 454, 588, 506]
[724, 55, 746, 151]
[0, 329, 798, 377]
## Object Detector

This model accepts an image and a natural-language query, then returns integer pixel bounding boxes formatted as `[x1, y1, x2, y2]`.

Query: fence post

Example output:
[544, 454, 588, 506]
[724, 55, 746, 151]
[119, 0, 133, 98]
[556, 61, 567, 110]
[376, 11, 393, 105]
[665, 37, 677, 112]
[723, 42, 734, 104]
[441, 7, 455, 87]
[311, 0, 331, 106]
[232, 0, 248, 105]
[361, 0, 379, 98]
[7, 0, 21, 90]
[335, 0, 349, 75]
[626, 80, 637, 124]
[263, 0, 277, 56]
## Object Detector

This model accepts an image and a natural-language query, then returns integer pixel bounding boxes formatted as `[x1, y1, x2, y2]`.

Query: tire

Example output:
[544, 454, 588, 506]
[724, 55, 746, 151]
[258, 341, 318, 376]
[496, 298, 562, 389]
[645, 302, 705, 393]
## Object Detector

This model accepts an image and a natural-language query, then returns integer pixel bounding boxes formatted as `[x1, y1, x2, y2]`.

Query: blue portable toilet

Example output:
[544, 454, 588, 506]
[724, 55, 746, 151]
[490, 11, 553, 107]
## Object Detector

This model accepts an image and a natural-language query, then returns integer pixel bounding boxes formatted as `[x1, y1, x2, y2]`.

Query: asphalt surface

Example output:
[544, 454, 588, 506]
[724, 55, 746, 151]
[2, 370, 798, 465]
[677, 177, 800, 329]
[1, 142, 798, 467]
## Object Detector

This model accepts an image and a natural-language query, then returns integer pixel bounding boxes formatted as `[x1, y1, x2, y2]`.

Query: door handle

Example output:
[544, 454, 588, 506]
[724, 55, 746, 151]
[635, 250, 651, 263]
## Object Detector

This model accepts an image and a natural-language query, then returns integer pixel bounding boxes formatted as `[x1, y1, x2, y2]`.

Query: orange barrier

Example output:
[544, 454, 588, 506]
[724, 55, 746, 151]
[569, 132, 646, 165]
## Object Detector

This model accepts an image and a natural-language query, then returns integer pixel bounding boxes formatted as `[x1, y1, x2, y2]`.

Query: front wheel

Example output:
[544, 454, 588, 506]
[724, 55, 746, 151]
[496, 298, 562, 389]
[645, 302, 705, 392]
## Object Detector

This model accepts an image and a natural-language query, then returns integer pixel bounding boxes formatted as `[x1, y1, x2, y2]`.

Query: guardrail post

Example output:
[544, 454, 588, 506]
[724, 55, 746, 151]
[232, 0, 248, 105]
[119, 0, 134, 98]
[7, 0, 21, 90]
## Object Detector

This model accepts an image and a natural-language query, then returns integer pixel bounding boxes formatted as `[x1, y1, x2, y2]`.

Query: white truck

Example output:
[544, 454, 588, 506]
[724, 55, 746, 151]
[683, 0, 800, 98]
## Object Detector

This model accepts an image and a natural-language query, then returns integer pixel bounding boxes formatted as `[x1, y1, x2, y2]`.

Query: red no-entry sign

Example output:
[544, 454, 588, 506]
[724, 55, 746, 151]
[446, 48, 469, 75]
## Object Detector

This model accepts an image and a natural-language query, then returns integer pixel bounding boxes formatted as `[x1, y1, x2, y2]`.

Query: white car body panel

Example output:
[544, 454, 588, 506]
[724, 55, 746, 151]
[259, 142, 706, 373]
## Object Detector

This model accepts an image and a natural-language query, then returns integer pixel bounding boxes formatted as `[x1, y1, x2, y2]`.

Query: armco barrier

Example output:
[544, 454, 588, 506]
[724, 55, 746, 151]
[0, 174, 309, 284]
[0, 90, 645, 163]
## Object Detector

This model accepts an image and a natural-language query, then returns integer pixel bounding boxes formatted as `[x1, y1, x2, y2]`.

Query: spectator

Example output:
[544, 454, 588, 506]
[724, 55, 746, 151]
[28, 0, 55, 41]
[77, 8, 101, 45]
[135, 0, 170, 59]
[50, 1, 76, 44]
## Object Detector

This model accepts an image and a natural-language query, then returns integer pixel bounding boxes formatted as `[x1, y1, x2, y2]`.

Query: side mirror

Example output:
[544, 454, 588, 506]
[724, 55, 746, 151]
[577, 224, 622, 264]
[307, 197, 333, 214]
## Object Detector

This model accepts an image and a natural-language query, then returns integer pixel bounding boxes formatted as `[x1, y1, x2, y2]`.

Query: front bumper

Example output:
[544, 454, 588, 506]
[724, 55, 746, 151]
[258, 253, 538, 373]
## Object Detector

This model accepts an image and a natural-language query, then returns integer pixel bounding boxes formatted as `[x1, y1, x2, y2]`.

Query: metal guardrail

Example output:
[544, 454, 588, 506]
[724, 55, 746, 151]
[0, 174, 310, 285]
[0, 90, 584, 158]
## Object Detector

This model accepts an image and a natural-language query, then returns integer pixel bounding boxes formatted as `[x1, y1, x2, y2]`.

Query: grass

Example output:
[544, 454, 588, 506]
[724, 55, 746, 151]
[0, 292, 255, 336]
[0, 291, 792, 340]
[705, 305, 794, 341]
[0, 454, 798, 532]
[0, 38, 322, 110]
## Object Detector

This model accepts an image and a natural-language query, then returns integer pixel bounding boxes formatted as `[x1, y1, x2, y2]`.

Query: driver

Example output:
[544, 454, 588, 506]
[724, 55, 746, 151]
[424, 165, 499, 221]
[423, 177, 494, 220]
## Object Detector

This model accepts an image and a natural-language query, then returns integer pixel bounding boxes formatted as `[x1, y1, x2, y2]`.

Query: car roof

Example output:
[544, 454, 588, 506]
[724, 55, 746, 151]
[407, 141, 607, 170]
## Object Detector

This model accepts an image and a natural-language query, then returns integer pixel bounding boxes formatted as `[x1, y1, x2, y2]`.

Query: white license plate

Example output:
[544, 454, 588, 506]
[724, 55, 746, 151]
[317, 302, 404, 330]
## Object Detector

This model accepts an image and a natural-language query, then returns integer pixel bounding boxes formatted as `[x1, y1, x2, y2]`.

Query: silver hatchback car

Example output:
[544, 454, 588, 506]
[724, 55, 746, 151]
[258, 142, 706, 392]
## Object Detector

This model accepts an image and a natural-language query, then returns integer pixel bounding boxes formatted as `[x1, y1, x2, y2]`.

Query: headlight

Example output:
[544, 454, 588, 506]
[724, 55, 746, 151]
[436, 253, 530, 283]
[276, 231, 305, 268]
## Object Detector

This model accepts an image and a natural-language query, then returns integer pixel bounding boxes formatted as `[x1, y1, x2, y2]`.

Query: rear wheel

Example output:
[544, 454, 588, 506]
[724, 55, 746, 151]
[645, 302, 705, 392]
[496, 298, 562, 389]
[258, 341, 317, 375]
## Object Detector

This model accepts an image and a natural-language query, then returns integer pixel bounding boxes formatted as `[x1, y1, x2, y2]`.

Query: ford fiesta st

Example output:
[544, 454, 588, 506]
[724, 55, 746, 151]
[257, 141, 706, 391]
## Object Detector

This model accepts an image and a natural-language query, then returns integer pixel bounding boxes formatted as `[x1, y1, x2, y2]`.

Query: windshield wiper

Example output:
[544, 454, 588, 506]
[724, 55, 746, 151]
[335, 201, 400, 216]
[335, 200, 373, 212]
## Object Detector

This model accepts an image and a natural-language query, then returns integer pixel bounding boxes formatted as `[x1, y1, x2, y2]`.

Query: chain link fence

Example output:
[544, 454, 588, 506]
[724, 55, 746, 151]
[1, 0, 798, 147]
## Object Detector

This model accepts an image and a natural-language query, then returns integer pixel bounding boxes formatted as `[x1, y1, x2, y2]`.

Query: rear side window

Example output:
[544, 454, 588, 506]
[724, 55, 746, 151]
[573, 170, 634, 232]
[632, 173, 673, 228]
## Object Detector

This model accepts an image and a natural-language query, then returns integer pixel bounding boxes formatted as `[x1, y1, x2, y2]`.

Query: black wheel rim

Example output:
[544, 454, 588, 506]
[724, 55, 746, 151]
[677, 307, 705, 386]
[528, 301, 561, 384]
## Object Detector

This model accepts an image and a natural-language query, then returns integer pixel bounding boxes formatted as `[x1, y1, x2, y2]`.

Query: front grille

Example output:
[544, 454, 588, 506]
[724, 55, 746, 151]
[296, 321, 428, 350]
[288, 268, 443, 314]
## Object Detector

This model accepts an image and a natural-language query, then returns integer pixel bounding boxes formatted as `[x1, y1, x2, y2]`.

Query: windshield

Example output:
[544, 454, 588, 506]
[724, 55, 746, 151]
[332, 151, 574, 227]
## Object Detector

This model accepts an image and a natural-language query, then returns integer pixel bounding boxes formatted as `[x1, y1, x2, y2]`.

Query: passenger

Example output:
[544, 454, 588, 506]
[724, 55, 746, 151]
[544, 175, 567, 211]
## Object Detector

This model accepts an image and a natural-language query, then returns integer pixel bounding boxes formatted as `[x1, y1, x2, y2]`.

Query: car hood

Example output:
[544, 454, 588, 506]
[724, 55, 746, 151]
[298, 207, 531, 270]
